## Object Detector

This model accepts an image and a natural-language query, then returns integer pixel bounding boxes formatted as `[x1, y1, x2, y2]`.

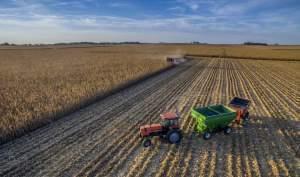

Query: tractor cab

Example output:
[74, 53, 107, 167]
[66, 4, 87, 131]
[139, 111, 182, 147]
[160, 112, 180, 129]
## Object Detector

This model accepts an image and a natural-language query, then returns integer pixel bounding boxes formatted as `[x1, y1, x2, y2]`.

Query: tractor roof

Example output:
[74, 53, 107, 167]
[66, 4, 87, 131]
[160, 112, 178, 120]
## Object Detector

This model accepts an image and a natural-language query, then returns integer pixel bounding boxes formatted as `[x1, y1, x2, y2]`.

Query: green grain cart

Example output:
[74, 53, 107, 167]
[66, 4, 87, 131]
[191, 105, 237, 140]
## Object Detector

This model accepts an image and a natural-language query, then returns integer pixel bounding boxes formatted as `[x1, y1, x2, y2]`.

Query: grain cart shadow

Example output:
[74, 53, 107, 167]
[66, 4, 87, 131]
[248, 115, 300, 157]
[243, 115, 299, 176]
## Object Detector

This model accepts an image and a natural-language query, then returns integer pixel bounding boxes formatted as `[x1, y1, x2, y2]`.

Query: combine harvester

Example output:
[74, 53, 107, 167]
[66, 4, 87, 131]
[191, 97, 250, 139]
[166, 56, 186, 65]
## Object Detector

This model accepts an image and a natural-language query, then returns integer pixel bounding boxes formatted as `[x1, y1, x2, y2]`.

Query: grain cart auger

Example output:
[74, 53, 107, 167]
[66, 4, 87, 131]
[139, 109, 182, 147]
[191, 97, 251, 140]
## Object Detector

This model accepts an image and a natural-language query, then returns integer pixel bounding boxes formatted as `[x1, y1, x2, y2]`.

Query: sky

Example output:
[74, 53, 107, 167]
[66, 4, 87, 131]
[0, 0, 299, 44]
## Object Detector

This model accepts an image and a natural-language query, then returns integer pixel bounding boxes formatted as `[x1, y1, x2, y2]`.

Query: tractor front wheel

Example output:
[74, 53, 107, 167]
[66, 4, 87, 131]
[143, 138, 152, 147]
[167, 130, 182, 144]
[203, 132, 212, 140]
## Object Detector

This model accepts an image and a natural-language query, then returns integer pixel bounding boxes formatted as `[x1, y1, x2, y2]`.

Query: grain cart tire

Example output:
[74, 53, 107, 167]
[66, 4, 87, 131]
[243, 112, 250, 126]
[203, 132, 212, 140]
[224, 126, 232, 135]
[143, 138, 152, 147]
[167, 130, 182, 144]
[244, 112, 250, 121]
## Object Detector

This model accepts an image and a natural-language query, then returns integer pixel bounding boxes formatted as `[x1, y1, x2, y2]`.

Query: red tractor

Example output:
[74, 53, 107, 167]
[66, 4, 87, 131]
[139, 112, 182, 147]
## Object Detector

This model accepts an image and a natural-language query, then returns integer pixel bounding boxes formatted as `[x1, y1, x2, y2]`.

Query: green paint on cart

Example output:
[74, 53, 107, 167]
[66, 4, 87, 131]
[191, 105, 237, 134]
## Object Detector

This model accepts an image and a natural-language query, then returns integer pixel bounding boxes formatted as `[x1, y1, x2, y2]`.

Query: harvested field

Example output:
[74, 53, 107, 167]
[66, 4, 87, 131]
[0, 56, 299, 177]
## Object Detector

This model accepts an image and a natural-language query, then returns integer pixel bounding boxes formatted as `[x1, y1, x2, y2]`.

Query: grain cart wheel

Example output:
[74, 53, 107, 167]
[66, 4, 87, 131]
[203, 132, 212, 140]
[243, 112, 250, 126]
[244, 112, 250, 121]
[224, 126, 232, 135]
[167, 130, 182, 144]
[143, 138, 152, 147]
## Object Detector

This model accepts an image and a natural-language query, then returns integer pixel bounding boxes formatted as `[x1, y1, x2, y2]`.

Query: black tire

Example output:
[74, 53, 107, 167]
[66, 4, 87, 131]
[203, 132, 212, 140]
[143, 138, 152, 147]
[224, 126, 232, 135]
[167, 129, 182, 144]
[244, 112, 250, 121]
[243, 112, 250, 126]
[159, 134, 166, 139]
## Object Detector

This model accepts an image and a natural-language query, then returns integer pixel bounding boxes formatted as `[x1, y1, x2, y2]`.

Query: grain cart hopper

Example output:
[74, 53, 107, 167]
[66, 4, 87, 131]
[191, 97, 250, 140]
[191, 105, 236, 139]
[139, 112, 182, 147]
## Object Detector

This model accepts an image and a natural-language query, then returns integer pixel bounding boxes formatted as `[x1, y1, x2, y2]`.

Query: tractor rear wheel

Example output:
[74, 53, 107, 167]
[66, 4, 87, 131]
[167, 130, 182, 144]
[203, 132, 212, 140]
[143, 138, 152, 147]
